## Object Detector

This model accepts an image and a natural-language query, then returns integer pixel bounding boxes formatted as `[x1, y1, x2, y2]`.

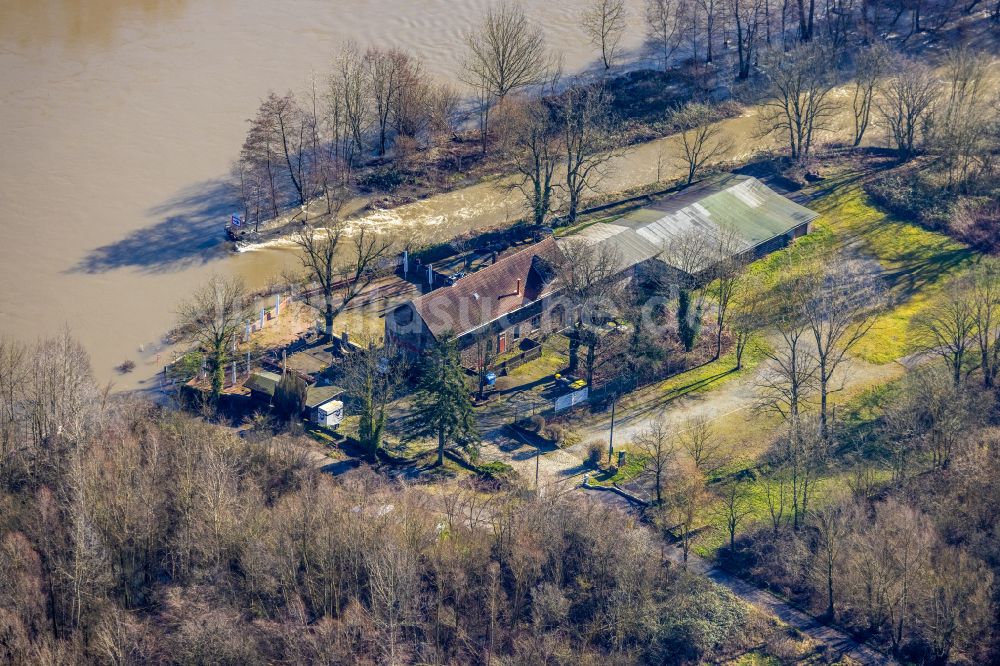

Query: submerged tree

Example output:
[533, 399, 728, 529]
[582, 0, 629, 70]
[462, 1, 548, 152]
[671, 102, 731, 185]
[645, 0, 684, 71]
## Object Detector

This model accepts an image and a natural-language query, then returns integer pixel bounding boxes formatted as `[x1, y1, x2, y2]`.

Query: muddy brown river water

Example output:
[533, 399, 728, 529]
[0, 0, 769, 388]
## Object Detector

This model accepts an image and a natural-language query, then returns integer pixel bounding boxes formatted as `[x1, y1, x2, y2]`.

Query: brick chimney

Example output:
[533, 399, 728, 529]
[516, 278, 521, 295]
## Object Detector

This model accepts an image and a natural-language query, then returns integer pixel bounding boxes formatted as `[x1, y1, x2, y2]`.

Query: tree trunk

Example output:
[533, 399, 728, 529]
[325, 293, 335, 340]
[826, 554, 835, 619]
[437, 426, 445, 466]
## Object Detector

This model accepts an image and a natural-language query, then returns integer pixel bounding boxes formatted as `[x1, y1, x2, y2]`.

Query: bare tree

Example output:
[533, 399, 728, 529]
[678, 416, 726, 475]
[342, 337, 406, 457]
[660, 228, 714, 352]
[645, 0, 684, 70]
[912, 282, 976, 385]
[731, 277, 764, 370]
[553, 238, 624, 377]
[774, 418, 824, 529]
[176, 275, 254, 403]
[717, 477, 752, 553]
[933, 47, 994, 190]
[671, 102, 731, 185]
[969, 259, 1000, 388]
[850, 43, 890, 147]
[241, 101, 282, 221]
[730, 0, 766, 79]
[757, 278, 818, 421]
[557, 86, 620, 223]
[761, 463, 789, 531]
[365, 47, 403, 157]
[296, 216, 394, 341]
[795, 0, 817, 41]
[758, 44, 837, 161]
[582, 0, 629, 70]
[505, 95, 560, 225]
[633, 419, 675, 504]
[877, 56, 939, 159]
[810, 492, 852, 619]
[333, 43, 372, 167]
[462, 1, 548, 152]
[801, 259, 882, 439]
[708, 227, 749, 360]
[392, 52, 440, 142]
[0, 338, 28, 485]
[664, 458, 707, 564]
[695, 0, 722, 62]
[268, 92, 309, 207]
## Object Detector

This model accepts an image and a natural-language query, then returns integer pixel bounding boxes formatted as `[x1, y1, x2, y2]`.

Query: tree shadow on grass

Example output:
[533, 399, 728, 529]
[881, 245, 976, 298]
[71, 178, 237, 274]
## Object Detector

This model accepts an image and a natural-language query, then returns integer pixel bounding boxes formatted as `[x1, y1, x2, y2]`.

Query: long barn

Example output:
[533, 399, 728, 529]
[386, 175, 817, 357]
[563, 174, 818, 279]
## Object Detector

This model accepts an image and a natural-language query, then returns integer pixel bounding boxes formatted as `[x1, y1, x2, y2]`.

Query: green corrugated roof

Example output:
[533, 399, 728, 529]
[573, 175, 818, 274]
[246, 371, 281, 396]
[616, 175, 817, 250]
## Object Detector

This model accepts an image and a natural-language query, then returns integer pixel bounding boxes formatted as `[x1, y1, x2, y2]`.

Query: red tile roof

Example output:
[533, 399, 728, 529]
[411, 237, 564, 339]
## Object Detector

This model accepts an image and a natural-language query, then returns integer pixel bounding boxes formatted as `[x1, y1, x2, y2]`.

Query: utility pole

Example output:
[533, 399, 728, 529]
[608, 394, 617, 463]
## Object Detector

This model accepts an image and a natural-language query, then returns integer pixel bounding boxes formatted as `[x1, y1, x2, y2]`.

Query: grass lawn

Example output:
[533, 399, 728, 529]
[758, 174, 976, 363]
[503, 334, 570, 386]
[589, 448, 649, 487]
[619, 334, 770, 412]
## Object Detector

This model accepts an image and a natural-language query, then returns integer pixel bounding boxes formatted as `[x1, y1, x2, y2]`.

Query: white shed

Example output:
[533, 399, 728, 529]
[305, 385, 345, 428]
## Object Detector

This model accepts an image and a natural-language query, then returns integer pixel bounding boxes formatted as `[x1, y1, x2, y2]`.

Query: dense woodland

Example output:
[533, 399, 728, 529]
[0, 333, 771, 664]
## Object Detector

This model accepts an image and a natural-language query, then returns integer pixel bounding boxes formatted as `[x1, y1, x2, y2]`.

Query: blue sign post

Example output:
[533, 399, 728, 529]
[231, 213, 242, 227]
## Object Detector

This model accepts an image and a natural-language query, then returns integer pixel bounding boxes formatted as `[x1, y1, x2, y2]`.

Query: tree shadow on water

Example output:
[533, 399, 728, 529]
[71, 178, 237, 274]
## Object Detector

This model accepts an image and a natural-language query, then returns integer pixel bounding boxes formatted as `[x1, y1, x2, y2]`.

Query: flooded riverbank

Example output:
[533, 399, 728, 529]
[3, 0, 861, 390]
[0, 0, 651, 388]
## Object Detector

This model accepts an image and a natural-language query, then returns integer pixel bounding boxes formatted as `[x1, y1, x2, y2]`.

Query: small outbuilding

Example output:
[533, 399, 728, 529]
[305, 385, 345, 428]
[246, 370, 281, 404]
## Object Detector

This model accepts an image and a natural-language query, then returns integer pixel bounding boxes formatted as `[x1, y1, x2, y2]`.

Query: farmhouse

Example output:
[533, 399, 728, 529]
[385, 175, 817, 359]
[386, 237, 568, 361]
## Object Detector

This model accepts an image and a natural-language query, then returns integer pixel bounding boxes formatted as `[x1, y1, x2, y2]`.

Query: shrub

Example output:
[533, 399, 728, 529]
[586, 440, 604, 467]
[116, 359, 136, 374]
[647, 574, 750, 663]
[865, 172, 955, 229]
[544, 423, 566, 444]
[478, 461, 516, 485]
[273, 373, 307, 422]
[358, 166, 404, 193]
[167, 351, 204, 382]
